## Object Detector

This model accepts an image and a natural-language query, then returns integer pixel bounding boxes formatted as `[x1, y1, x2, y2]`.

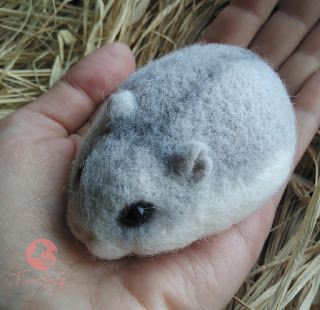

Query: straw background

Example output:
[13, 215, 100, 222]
[0, 1, 319, 309]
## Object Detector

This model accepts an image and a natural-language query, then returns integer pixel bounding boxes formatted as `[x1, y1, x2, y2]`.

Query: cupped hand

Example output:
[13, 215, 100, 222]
[1, 1, 320, 309]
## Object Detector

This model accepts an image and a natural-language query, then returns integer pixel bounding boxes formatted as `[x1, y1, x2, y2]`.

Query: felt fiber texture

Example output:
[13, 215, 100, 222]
[67, 43, 297, 260]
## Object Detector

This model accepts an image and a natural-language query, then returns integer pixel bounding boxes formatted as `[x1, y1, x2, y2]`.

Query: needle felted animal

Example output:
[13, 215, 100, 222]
[67, 43, 296, 260]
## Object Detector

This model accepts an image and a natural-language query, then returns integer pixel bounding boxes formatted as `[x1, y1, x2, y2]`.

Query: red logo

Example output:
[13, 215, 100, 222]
[25, 239, 57, 271]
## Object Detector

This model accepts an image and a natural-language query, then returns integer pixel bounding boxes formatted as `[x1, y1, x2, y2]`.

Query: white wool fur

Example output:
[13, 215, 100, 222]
[67, 43, 297, 260]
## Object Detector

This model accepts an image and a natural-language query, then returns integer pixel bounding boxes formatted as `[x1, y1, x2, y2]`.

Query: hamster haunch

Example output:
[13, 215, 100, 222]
[67, 44, 296, 260]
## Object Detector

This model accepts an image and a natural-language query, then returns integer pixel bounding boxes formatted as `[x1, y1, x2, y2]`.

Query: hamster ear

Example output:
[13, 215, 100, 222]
[168, 141, 212, 182]
[107, 90, 137, 120]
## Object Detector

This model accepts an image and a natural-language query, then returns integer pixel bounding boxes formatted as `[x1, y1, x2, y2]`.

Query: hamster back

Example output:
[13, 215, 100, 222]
[67, 43, 296, 260]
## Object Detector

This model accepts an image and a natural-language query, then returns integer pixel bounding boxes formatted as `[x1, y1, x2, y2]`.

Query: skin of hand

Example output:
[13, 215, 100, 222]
[0, 0, 320, 309]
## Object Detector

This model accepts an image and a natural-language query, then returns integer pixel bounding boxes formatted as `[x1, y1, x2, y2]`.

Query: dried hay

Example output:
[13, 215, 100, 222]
[0, 1, 319, 309]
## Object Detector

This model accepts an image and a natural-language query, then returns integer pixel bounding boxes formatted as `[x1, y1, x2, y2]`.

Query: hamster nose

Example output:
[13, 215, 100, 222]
[118, 201, 155, 228]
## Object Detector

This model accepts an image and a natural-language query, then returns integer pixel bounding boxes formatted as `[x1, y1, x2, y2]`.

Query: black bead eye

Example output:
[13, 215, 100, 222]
[118, 201, 155, 228]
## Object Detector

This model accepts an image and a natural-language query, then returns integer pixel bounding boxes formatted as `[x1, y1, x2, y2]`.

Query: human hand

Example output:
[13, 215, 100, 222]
[1, 1, 320, 309]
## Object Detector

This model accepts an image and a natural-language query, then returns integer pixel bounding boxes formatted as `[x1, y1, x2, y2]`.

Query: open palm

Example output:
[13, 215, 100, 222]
[1, 1, 320, 309]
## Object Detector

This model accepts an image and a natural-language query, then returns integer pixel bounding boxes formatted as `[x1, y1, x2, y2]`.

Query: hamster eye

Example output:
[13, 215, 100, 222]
[118, 201, 155, 228]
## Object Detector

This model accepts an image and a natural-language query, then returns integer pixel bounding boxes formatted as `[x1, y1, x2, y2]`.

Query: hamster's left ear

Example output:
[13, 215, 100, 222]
[168, 141, 212, 182]
[107, 90, 137, 120]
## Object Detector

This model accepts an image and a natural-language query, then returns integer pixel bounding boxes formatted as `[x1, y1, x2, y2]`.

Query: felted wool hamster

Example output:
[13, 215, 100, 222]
[67, 43, 296, 260]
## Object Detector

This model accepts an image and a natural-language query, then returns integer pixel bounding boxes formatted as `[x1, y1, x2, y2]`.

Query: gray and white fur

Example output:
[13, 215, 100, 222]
[67, 43, 297, 260]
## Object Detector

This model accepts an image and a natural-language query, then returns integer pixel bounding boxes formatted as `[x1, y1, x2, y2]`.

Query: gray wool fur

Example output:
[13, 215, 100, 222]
[67, 43, 297, 260]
